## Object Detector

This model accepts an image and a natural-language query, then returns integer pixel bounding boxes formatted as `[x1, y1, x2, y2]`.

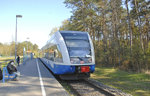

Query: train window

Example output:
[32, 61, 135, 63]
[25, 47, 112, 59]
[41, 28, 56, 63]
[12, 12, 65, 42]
[61, 33, 88, 40]
[65, 40, 90, 48]
[54, 45, 63, 63]
[48, 47, 54, 61]
[46, 45, 63, 63]
[69, 49, 91, 57]
[61, 33, 91, 57]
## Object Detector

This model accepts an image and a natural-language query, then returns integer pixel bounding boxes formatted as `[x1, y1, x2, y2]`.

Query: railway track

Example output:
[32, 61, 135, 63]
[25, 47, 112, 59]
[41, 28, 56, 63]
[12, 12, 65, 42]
[61, 80, 115, 96]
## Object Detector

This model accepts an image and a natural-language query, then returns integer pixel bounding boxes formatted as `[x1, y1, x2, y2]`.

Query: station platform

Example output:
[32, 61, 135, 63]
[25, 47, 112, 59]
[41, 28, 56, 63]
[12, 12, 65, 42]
[0, 58, 69, 96]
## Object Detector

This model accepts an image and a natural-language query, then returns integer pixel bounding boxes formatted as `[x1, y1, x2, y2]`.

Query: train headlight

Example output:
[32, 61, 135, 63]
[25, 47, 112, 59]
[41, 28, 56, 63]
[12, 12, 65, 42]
[88, 58, 92, 63]
[70, 58, 80, 64]
[70, 57, 92, 64]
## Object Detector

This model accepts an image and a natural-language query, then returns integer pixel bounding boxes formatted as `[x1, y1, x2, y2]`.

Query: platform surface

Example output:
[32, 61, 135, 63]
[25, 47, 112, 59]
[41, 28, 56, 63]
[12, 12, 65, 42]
[0, 58, 69, 96]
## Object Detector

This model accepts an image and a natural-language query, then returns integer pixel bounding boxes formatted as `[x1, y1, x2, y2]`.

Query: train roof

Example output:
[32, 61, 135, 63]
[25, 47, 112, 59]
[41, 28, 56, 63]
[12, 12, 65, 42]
[59, 31, 88, 34]
[49, 31, 88, 37]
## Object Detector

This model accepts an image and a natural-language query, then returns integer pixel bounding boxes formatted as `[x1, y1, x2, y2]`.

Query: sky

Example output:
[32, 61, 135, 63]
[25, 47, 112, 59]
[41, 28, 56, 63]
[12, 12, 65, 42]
[0, 0, 72, 48]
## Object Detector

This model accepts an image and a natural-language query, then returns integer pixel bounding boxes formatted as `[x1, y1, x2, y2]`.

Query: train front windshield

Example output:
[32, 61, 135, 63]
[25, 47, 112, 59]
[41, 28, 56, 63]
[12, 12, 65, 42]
[61, 32, 92, 64]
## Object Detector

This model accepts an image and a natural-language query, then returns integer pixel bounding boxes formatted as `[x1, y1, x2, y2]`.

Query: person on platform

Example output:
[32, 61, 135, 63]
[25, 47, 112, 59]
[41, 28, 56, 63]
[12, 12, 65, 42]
[16, 55, 20, 66]
[7, 60, 18, 80]
[0, 68, 3, 80]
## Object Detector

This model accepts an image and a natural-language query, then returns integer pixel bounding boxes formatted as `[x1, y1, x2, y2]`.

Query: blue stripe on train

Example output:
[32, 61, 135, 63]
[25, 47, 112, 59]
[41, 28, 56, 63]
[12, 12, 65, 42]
[44, 62, 75, 74]
[42, 59, 95, 75]
[53, 64, 95, 75]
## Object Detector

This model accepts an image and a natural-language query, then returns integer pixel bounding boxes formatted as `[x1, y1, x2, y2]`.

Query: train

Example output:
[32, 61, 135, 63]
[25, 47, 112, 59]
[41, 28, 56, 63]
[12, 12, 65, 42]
[40, 31, 95, 80]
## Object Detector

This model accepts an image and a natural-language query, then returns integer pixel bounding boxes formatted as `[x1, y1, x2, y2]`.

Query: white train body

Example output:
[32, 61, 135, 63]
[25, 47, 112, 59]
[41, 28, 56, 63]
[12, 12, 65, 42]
[40, 31, 95, 79]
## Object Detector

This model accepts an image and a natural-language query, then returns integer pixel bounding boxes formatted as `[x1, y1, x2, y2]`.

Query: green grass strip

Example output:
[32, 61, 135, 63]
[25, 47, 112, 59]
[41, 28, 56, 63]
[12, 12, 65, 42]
[91, 67, 150, 96]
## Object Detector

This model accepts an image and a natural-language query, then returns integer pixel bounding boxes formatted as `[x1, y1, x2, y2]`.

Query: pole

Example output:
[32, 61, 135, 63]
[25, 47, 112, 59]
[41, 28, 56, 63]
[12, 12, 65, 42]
[27, 37, 29, 55]
[27, 41, 28, 54]
[15, 15, 22, 60]
[15, 17, 17, 60]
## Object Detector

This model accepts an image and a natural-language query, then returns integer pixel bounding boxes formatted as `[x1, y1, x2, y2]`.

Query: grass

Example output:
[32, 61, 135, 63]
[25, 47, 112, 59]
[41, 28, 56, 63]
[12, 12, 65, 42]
[0, 56, 19, 69]
[91, 67, 150, 96]
[0, 57, 13, 68]
[0, 56, 14, 61]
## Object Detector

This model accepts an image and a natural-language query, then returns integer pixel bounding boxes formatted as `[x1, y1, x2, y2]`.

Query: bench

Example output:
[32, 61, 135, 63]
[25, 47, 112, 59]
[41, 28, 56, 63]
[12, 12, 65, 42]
[3, 67, 16, 83]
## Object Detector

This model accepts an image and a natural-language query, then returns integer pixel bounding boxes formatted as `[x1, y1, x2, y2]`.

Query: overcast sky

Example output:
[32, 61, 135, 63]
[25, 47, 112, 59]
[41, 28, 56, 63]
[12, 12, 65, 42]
[0, 0, 72, 48]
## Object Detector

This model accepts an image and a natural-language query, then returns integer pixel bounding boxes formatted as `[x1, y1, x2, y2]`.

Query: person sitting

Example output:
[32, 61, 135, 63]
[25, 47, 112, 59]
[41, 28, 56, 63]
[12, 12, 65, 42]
[7, 60, 18, 80]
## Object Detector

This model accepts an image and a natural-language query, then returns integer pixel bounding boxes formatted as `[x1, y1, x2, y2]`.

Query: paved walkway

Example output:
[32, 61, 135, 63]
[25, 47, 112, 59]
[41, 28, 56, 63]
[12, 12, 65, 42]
[0, 58, 69, 96]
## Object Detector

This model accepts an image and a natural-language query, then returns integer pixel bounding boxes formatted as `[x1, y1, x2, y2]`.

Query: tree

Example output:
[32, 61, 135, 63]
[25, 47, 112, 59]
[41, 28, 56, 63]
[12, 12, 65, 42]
[62, 0, 150, 72]
[49, 27, 59, 36]
[0, 41, 39, 57]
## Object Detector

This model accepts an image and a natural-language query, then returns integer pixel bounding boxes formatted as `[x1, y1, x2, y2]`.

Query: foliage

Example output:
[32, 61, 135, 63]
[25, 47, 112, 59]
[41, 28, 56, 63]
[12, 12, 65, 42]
[0, 41, 39, 57]
[57, 0, 150, 72]
[91, 67, 150, 96]
[49, 27, 59, 36]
